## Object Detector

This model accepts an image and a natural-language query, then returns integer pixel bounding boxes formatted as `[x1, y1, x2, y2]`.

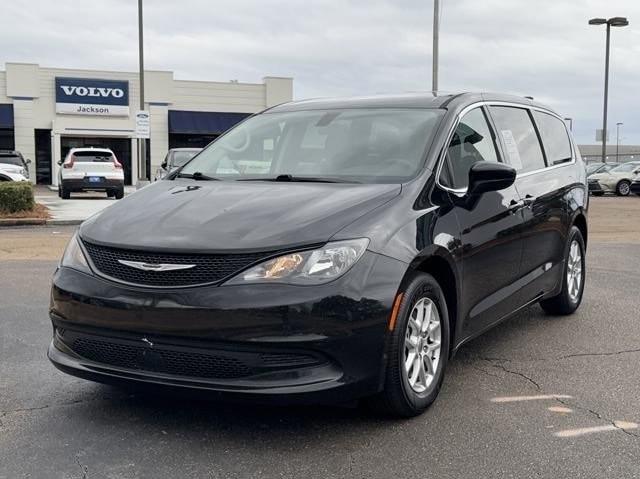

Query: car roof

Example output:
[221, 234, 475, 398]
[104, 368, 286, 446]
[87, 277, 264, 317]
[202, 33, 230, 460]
[69, 147, 114, 154]
[267, 92, 555, 115]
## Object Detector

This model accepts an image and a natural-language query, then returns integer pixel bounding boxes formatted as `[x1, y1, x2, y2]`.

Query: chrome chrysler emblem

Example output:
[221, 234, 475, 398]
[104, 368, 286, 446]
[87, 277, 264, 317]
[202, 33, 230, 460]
[117, 260, 196, 272]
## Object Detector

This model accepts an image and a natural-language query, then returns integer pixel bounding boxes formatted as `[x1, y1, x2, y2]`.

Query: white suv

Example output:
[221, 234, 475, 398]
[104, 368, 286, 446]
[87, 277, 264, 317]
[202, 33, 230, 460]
[58, 147, 125, 199]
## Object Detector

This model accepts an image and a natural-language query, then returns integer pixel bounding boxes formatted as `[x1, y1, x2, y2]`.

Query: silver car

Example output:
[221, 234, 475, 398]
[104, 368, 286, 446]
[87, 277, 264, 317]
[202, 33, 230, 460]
[588, 161, 640, 196]
[154, 148, 201, 181]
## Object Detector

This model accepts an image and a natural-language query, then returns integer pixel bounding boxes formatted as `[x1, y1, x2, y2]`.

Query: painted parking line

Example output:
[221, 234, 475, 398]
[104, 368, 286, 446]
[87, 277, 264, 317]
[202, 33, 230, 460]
[554, 421, 638, 438]
[490, 394, 573, 403]
[547, 406, 573, 413]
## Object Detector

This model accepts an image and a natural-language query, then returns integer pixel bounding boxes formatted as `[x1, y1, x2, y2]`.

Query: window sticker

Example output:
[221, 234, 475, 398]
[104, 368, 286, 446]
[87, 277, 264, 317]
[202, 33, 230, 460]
[500, 130, 523, 170]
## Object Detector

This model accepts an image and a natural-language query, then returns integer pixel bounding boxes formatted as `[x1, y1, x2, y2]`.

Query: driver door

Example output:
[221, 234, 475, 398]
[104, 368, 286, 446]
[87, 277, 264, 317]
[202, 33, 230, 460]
[439, 106, 525, 337]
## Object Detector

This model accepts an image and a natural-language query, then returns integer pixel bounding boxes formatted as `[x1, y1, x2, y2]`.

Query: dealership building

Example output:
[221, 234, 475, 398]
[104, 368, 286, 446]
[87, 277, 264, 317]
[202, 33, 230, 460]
[0, 62, 293, 185]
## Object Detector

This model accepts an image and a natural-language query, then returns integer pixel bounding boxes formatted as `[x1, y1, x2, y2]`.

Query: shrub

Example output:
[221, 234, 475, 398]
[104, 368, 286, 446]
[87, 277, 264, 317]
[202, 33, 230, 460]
[0, 182, 35, 213]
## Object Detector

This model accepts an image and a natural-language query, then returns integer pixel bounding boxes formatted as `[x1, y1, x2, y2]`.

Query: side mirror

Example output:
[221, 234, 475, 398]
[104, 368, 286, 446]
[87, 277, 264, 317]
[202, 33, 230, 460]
[26, 158, 32, 165]
[467, 162, 516, 196]
[57, 160, 63, 166]
[161, 160, 168, 170]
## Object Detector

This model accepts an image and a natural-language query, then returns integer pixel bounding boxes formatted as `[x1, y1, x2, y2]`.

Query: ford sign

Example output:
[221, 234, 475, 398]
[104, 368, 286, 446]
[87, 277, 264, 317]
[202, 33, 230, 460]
[55, 77, 130, 116]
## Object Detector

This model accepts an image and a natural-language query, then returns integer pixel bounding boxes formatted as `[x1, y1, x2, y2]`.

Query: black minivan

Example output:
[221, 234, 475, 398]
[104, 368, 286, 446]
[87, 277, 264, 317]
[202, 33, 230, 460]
[49, 92, 588, 416]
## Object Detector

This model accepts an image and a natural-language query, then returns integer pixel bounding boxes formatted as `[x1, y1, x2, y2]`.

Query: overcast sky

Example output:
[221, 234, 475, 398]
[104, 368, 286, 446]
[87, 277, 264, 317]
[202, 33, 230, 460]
[2, 0, 639, 145]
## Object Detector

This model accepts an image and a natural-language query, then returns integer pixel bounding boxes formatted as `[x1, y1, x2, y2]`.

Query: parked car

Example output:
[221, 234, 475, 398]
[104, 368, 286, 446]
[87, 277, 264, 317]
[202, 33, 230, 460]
[630, 178, 640, 196]
[0, 150, 30, 179]
[49, 93, 588, 417]
[154, 148, 201, 181]
[57, 147, 125, 199]
[586, 162, 617, 177]
[588, 161, 640, 196]
[0, 163, 29, 182]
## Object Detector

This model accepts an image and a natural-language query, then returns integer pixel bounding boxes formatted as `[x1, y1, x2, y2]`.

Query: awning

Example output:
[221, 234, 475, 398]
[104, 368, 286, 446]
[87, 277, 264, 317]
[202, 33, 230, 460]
[168, 110, 251, 135]
[0, 104, 14, 129]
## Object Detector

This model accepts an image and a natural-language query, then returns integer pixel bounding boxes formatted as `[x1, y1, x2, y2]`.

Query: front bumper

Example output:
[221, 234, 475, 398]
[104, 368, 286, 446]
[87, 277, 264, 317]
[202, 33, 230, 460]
[630, 181, 640, 195]
[48, 251, 407, 404]
[588, 180, 604, 193]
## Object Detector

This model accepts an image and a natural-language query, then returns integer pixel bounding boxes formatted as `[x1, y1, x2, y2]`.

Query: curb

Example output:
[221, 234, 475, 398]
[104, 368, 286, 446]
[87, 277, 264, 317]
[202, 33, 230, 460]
[0, 218, 83, 227]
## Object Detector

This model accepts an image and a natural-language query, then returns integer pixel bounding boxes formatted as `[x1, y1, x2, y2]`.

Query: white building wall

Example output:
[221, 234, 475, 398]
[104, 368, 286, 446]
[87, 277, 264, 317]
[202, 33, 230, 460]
[12, 99, 36, 180]
[149, 104, 169, 175]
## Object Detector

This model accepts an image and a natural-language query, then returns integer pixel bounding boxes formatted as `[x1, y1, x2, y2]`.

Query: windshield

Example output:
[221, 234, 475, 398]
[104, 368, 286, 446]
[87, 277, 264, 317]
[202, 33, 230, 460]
[0, 155, 23, 166]
[586, 164, 602, 174]
[611, 163, 640, 173]
[179, 108, 444, 183]
[172, 150, 200, 167]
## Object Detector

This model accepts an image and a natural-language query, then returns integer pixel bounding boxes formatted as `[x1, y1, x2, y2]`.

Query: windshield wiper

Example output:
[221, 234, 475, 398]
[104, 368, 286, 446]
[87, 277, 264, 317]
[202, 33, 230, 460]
[176, 171, 220, 181]
[238, 174, 358, 184]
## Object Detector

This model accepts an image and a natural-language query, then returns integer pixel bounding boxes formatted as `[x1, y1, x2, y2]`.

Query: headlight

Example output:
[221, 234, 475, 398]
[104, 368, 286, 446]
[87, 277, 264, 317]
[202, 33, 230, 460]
[60, 233, 92, 275]
[226, 238, 369, 285]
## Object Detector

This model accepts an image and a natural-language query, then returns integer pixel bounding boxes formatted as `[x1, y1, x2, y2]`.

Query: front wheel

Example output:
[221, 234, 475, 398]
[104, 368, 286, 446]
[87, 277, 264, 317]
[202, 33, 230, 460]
[616, 180, 631, 196]
[367, 273, 450, 417]
[540, 226, 586, 315]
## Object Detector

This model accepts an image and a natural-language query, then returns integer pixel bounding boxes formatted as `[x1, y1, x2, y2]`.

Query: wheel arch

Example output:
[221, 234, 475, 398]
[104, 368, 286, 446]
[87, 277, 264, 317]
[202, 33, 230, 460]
[405, 248, 460, 357]
[571, 211, 588, 249]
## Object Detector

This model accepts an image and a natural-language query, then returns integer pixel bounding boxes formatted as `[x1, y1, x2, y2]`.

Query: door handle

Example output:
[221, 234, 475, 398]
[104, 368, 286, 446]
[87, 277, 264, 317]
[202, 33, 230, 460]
[508, 199, 524, 212]
[522, 194, 535, 207]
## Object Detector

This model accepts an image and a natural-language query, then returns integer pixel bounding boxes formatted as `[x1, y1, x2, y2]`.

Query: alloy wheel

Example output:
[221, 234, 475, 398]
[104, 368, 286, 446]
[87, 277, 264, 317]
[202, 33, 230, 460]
[404, 297, 442, 393]
[618, 182, 630, 196]
[566, 240, 583, 302]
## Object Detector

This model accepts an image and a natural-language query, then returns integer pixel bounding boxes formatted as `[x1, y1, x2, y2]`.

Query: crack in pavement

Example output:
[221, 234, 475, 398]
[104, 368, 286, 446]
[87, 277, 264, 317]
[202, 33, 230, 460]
[467, 357, 640, 440]
[461, 347, 640, 363]
[75, 453, 88, 479]
[0, 395, 125, 418]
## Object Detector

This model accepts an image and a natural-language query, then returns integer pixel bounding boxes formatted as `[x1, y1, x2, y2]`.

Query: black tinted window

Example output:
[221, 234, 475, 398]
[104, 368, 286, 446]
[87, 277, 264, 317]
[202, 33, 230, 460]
[73, 151, 113, 162]
[490, 106, 546, 173]
[534, 111, 572, 165]
[440, 107, 499, 189]
[0, 155, 23, 166]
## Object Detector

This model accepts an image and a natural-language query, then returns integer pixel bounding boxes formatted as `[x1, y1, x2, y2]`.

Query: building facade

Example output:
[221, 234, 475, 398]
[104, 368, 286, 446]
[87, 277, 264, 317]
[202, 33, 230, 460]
[0, 62, 293, 185]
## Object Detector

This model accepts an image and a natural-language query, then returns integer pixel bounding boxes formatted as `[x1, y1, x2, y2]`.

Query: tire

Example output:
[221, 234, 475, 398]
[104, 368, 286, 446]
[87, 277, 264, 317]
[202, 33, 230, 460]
[107, 190, 115, 198]
[591, 191, 604, 197]
[57, 185, 62, 198]
[61, 186, 71, 200]
[114, 186, 124, 200]
[540, 226, 586, 315]
[367, 272, 450, 417]
[616, 180, 631, 196]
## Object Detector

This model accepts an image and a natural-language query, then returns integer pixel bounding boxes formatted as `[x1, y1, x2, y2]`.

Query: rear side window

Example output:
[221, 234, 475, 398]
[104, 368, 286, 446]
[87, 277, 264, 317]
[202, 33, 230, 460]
[73, 151, 113, 162]
[533, 111, 572, 165]
[490, 106, 546, 173]
[0, 155, 23, 166]
[440, 107, 499, 189]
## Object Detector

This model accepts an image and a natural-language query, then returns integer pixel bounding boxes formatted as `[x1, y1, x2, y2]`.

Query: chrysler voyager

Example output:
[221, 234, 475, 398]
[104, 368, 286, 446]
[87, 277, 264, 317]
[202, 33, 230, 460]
[49, 93, 588, 416]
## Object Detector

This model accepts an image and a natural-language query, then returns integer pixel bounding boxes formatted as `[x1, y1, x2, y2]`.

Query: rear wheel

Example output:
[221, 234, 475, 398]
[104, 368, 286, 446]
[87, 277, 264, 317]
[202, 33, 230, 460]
[367, 273, 450, 417]
[61, 186, 71, 200]
[540, 226, 585, 315]
[107, 190, 115, 198]
[616, 180, 631, 196]
[114, 186, 124, 199]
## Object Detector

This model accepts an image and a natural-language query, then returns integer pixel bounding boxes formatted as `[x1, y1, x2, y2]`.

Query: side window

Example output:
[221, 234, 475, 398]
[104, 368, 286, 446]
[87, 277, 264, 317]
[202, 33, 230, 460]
[490, 106, 546, 173]
[533, 111, 573, 165]
[440, 107, 499, 189]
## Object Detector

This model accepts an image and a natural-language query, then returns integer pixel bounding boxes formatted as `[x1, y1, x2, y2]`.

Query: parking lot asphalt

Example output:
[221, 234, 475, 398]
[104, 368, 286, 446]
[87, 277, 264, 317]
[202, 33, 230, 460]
[1, 198, 640, 478]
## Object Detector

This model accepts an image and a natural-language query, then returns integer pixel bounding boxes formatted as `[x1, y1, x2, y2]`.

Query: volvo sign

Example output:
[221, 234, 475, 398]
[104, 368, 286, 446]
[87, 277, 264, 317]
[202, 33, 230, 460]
[55, 77, 129, 116]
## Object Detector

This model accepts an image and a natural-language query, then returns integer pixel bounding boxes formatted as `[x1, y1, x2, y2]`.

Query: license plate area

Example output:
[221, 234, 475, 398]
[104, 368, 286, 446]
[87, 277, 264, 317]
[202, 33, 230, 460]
[88, 176, 103, 183]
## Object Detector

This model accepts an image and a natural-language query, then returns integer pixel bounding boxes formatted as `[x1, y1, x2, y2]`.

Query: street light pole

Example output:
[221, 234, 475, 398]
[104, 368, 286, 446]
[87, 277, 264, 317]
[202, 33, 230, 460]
[432, 0, 439, 92]
[616, 122, 623, 162]
[589, 16, 629, 163]
[137, 0, 147, 183]
[564, 117, 573, 131]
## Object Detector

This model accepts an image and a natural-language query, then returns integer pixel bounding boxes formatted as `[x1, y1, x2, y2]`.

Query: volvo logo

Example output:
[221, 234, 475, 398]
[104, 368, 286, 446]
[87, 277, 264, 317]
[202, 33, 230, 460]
[60, 85, 125, 98]
[117, 260, 196, 272]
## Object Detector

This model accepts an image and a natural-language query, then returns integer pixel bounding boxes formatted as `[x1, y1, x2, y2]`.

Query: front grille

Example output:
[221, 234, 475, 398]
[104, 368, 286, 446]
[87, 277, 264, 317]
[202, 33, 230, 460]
[66, 334, 322, 380]
[82, 241, 274, 287]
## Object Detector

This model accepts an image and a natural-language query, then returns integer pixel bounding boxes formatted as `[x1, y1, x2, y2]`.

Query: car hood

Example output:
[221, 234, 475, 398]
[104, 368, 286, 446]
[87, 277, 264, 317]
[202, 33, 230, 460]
[80, 179, 401, 252]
